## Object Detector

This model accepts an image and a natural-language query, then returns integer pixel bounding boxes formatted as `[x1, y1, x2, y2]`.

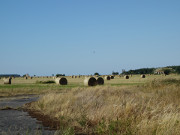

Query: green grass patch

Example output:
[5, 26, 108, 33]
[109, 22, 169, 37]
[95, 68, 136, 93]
[0, 83, 85, 97]
[0, 84, 41, 89]
[111, 83, 144, 86]
[0, 83, 81, 89]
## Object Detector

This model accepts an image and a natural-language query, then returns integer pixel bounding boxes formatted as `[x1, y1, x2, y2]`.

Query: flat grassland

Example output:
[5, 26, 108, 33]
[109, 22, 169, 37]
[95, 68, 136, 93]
[0, 74, 179, 97]
[0, 74, 180, 134]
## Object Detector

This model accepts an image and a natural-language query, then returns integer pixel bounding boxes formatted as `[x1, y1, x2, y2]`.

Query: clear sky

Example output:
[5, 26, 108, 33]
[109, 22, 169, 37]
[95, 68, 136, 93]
[0, 0, 180, 76]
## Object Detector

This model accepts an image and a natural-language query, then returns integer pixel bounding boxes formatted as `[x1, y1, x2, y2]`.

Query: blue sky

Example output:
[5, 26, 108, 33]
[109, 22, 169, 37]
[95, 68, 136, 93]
[0, 0, 180, 76]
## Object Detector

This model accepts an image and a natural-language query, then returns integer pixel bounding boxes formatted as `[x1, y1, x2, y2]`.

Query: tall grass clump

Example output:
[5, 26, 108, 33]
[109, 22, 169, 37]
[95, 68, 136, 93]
[26, 79, 180, 134]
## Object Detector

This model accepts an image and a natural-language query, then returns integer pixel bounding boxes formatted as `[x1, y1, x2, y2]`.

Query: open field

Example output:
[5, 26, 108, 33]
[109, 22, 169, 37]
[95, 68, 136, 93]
[1, 74, 180, 97]
[1, 74, 180, 134]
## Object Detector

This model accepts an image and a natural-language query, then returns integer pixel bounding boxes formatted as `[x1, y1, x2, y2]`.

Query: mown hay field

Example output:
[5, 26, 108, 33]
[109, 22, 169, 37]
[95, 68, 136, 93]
[0, 74, 180, 97]
[1, 74, 180, 85]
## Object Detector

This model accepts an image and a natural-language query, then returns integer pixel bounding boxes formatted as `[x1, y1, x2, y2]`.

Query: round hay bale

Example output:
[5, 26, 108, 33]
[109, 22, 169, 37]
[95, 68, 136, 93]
[55, 77, 60, 84]
[105, 76, 111, 80]
[3, 78, 12, 84]
[60, 77, 68, 85]
[55, 77, 68, 85]
[124, 75, 129, 79]
[110, 76, 114, 79]
[97, 77, 104, 85]
[84, 77, 97, 86]
[141, 74, 146, 78]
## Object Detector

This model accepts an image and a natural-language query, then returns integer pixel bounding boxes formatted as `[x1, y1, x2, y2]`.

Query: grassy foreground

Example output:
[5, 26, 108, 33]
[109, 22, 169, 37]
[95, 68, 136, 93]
[25, 78, 180, 135]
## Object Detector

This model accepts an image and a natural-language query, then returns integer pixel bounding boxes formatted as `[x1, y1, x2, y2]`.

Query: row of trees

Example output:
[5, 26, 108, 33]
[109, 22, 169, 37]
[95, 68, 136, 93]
[122, 68, 155, 75]
[122, 66, 180, 75]
[94, 66, 180, 76]
[166, 66, 180, 74]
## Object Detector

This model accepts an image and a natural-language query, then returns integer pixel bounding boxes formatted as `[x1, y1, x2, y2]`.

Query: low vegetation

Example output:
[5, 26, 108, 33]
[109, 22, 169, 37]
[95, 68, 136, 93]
[25, 78, 180, 134]
[36, 80, 55, 84]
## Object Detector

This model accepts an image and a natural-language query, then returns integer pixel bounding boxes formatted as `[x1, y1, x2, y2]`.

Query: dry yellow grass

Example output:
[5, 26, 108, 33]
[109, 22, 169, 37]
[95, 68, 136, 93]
[26, 78, 180, 134]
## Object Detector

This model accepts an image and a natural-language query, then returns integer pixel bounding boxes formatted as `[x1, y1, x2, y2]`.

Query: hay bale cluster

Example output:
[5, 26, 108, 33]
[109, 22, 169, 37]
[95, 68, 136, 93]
[72, 75, 79, 78]
[84, 77, 104, 86]
[110, 76, 114, 79]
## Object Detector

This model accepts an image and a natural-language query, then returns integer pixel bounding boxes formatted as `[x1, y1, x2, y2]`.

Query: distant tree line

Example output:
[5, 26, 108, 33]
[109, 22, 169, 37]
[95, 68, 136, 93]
[0, 74, 20, 77]
[122, 66, 180, 75]
[112, 71, 119, 75]
[56, 74, 65, 77]
[166, 66, 180, 74]
[122, 68, 155, 75]
[94, 72, 100, 76]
